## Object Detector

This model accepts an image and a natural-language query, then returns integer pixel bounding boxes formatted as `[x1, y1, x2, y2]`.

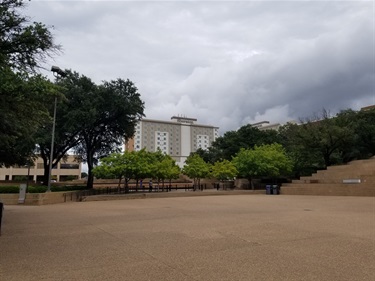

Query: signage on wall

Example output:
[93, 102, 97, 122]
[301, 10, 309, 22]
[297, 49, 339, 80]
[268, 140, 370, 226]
[18, 184, 26, 204]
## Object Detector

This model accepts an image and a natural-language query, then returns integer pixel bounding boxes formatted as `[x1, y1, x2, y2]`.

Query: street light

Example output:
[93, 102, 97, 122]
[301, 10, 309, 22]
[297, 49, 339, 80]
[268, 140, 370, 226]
[47, 66, 66, 192]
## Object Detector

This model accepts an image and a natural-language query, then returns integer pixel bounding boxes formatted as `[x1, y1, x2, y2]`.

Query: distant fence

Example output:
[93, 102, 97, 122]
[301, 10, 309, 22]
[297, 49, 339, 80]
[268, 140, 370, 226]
[73, 184, 208, 201]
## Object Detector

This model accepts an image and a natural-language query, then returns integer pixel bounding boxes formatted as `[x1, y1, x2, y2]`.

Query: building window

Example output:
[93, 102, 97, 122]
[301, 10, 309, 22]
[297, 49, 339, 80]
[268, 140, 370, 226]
[60, 164, 79, 169]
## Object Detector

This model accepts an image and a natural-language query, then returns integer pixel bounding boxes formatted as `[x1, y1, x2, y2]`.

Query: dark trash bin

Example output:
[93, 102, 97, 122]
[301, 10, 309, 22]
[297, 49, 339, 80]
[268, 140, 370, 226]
[0, 202, 3, 235]
[266, 185, 272, 195]
[272, 185, 279, 195]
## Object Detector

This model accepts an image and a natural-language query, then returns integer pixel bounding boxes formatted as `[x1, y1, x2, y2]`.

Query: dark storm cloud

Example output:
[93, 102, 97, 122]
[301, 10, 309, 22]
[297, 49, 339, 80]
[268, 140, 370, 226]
[25, 0, 374, 133]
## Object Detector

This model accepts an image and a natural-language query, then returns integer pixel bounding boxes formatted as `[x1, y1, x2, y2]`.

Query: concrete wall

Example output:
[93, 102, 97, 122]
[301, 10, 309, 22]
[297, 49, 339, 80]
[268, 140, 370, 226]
[0, 191, 79, 206]
[282, 157, 375, 197]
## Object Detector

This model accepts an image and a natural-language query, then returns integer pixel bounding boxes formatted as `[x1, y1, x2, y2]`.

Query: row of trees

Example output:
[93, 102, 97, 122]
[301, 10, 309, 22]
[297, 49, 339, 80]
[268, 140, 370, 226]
[184, 143, 292, 189]
[196, 108, 375, 177]
[94, 144, 293, 191]
[0, 1, 145, 188]
[93, 149, 180, 192]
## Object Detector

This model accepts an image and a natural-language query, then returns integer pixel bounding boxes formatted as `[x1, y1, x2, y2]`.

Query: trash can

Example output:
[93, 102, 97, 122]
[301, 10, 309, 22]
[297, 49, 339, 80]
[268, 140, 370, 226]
[266, 185, 272, 195]
[0, 202, 3, 235]
[272, 185, 279, 195]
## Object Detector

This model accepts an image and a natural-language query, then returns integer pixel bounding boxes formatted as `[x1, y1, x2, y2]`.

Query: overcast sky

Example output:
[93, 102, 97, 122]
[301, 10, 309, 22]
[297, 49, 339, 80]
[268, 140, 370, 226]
[25, 0, 374, 134]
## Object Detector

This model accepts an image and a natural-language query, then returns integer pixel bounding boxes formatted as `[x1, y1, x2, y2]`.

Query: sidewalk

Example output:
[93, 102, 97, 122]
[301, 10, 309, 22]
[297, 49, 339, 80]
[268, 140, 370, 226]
[1, 195, 374, 281]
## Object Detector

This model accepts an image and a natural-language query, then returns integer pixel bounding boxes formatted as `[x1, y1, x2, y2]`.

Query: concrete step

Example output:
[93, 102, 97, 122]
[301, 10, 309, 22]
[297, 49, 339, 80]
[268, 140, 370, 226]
[286, 157, 375, 196]
[281, 184, 374, 197]
[292, 176, 375, 184]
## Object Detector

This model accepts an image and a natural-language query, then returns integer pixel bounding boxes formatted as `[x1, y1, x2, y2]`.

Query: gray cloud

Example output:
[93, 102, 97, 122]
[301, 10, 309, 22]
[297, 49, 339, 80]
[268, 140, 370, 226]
[25, 0, 374, 133]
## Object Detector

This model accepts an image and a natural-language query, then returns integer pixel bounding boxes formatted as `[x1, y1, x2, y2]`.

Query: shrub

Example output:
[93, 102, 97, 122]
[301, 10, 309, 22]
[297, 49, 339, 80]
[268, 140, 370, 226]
[0, 185, 87, 194]
[27, 186, 47, 193]
[0, 186, 19, 193]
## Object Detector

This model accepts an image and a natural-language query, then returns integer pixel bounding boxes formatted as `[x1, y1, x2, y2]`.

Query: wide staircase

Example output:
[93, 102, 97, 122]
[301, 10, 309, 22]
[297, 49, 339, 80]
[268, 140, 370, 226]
[281, 157, 375, 196]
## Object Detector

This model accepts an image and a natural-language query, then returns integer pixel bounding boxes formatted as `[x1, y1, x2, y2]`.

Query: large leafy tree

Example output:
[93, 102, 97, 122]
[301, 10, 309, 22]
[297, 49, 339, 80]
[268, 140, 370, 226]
[182, 154, 211, 191]
[0, 0, 60, 72]
[0, 0, 61, 166]
[209, 124, 281, 161]
[75, 78, 145, 189]
[93, 152, 134, 193]
[336, 108, 375, 159]
[36, 71, 97, 185]
[354, 108, 375, 157]
[280, 110, 355, 173]
[129, 149, 155, 191]
[278, 122, 322, 177]
[151, 150, 180, 191]
[0, 68, 56, 166]
[233, 144, 292, 189]
[211, 159, 238, 182]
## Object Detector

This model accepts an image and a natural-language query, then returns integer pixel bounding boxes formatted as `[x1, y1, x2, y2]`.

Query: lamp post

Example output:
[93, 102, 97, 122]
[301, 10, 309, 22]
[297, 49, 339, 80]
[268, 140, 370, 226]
[47, 66, 66, 192]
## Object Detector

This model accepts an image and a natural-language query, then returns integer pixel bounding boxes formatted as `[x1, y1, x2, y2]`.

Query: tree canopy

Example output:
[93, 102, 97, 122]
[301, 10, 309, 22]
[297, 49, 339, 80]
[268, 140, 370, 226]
[211, 159, 238, 181]
[0, 0, 61, 167]
[93, 149, 180, 192]
[200, 124, 281, 163]
[0, 0, 60, 72]
[232, 143, 292, 188]
[0, 68, 56, 166]
[182, 154, 211, 190]
[74, 78, 145, 188]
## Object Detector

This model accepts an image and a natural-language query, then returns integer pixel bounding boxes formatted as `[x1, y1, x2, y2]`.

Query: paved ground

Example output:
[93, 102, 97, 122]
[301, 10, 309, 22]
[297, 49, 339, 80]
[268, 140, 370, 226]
[1, 194, 374, 281]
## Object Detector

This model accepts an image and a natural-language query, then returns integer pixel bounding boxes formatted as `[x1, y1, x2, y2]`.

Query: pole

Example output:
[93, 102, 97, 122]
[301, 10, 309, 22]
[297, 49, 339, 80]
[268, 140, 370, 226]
[47, 96, 57, 192]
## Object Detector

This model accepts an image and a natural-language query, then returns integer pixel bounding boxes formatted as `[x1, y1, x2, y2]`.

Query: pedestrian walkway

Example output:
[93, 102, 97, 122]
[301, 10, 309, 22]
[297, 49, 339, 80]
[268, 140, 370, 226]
[1, 195, 374, 281]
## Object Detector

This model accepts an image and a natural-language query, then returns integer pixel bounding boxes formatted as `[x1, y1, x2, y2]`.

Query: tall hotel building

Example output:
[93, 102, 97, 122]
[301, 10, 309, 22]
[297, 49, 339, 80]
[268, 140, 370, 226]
[125, 116, 219, 166]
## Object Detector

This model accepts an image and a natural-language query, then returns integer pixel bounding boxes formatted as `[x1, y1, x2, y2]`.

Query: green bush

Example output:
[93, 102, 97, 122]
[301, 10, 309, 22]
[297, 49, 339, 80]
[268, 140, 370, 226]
[0, 185, 88, 193]
[0, 186, 19, 193]
[27, 186, 48, 193]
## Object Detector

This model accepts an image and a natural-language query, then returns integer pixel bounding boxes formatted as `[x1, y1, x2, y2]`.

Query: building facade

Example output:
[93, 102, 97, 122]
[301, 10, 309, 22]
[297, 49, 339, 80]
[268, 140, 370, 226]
[0, 155, 82, 182]
[126, 116, 219, 166]
[251, 121, 282, 131]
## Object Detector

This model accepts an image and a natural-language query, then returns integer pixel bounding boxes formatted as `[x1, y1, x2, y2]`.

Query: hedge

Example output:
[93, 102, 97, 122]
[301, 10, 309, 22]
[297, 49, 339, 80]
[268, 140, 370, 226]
[0, 185, 88, 194]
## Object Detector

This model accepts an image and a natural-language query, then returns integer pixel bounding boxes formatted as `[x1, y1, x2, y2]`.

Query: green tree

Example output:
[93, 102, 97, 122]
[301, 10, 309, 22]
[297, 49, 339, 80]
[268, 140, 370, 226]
[74, 78, 145, 189]
[336, 108, 375, 159]
[36, 70, 96, 185]
[354, 108, 375, 157]
[0, 0, 61, 72]
[0, 69, 56, 166]
[151, 151, 180, 191]
[93, 151, 136, 193]
[210, 124, 281, 161]
[0, 0, 61, 167]
[278, 122, 323, 177]
[290, 110, 354, 168]
[233, 143, 292, 189]
[182, 154, 211, 191]
[211, 159, 238, 181]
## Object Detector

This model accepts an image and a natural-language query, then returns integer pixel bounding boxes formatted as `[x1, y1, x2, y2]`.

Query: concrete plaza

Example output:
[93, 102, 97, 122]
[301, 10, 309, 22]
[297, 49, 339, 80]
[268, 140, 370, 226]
[1, 194, 374, 281]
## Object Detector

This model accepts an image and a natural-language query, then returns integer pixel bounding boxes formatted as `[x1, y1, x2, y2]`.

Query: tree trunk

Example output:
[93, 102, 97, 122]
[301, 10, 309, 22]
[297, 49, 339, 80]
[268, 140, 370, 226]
[117, 177, 122, 193]
[86, 153, 94, 189]
[42, 160, 49, 186]
[124, 178, 129, 193]
[248, 178, 254, 190]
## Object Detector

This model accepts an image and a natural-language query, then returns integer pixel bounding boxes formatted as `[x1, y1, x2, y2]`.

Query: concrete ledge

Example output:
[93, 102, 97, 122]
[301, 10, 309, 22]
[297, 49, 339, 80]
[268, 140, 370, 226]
[82, 190, 265, 202]
[0, 191, 79, 205]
